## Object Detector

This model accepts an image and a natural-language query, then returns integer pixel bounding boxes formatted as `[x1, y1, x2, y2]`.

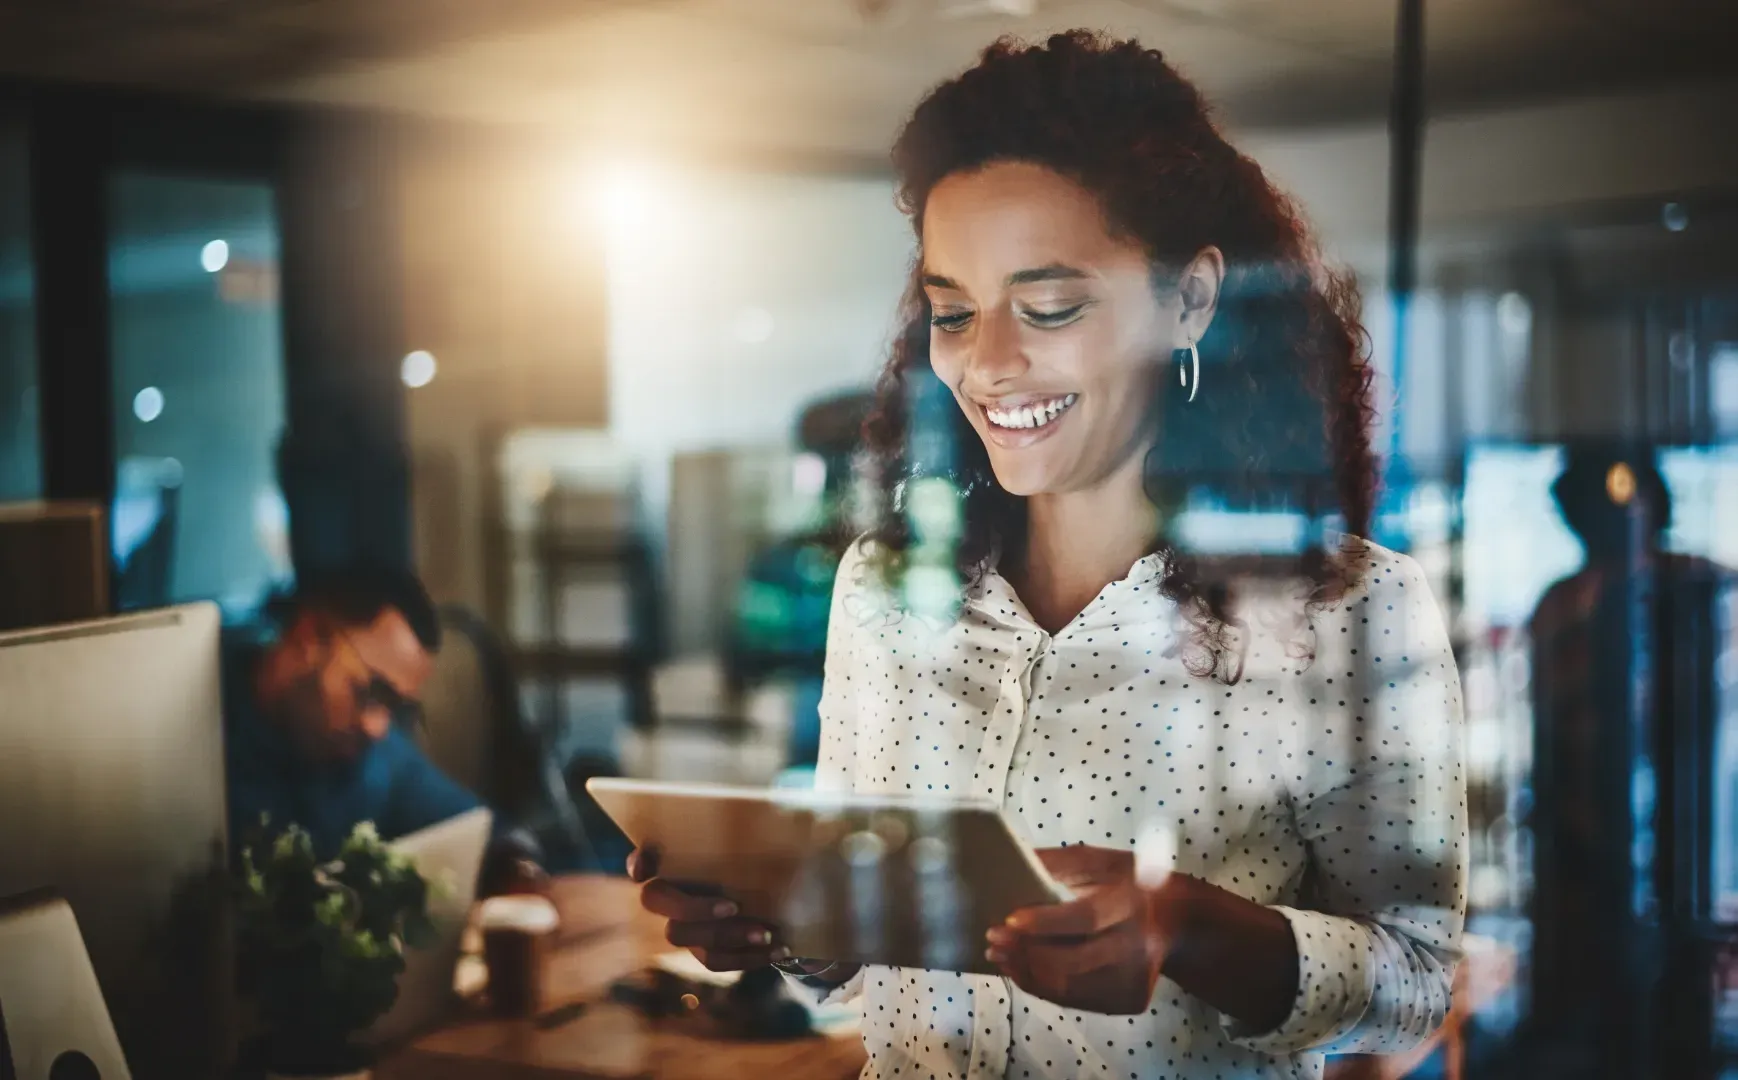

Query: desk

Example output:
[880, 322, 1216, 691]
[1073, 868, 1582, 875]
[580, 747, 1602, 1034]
[378, 877, 866, 1080]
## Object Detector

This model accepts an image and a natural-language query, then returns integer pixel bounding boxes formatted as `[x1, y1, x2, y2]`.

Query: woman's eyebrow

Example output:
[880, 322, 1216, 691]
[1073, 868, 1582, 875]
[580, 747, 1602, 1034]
[922, 270, 960, 290]
[922, 264, 1090, 291]
[1006, 263, 1089, 286]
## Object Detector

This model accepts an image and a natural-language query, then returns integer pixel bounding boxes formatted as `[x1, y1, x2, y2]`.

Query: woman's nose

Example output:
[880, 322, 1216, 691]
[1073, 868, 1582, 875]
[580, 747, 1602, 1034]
[966, 309, 1029, 387]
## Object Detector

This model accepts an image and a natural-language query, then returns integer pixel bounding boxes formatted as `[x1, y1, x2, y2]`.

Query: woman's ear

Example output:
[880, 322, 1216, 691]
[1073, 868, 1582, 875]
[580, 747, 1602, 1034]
[1176, 246, 1225, 347]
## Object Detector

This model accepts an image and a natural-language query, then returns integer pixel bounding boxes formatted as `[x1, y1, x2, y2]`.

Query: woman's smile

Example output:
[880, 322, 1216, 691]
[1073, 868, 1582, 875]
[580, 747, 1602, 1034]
[977, 392, 1079, 446]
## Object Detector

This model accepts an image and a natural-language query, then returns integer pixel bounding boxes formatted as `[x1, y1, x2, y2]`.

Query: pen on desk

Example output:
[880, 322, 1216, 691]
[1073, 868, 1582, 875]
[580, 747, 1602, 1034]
[533, 1001, 587, 1030]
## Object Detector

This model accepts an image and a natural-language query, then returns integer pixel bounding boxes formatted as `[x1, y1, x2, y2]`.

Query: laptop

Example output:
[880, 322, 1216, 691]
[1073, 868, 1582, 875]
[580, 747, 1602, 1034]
[362, 808, 492, 1046]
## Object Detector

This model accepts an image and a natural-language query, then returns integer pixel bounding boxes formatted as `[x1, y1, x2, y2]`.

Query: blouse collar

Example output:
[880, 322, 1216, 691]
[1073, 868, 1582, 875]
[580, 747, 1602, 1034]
[971, 549, 1172, 638]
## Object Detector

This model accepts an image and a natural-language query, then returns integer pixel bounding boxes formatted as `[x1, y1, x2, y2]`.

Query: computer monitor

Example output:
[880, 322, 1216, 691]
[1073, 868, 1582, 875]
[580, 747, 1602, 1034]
[0, 605, 231, 1080]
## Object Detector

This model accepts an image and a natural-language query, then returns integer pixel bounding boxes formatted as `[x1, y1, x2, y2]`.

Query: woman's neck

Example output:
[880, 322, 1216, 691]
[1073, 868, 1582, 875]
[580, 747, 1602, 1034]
[1011, 450, 1158, 634]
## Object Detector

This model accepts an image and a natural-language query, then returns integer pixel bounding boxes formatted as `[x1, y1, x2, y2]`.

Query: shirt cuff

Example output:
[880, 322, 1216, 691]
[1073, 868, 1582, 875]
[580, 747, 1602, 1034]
[1220, 906, 1375, 1055]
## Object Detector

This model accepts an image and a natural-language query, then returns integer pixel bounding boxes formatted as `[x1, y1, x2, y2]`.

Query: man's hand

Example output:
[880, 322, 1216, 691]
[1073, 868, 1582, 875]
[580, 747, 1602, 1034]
[985, 845, 1177, 1015]
[479, 832, 551, 898]
[486, 855, 551, 898]
[628, 847, 788, 972]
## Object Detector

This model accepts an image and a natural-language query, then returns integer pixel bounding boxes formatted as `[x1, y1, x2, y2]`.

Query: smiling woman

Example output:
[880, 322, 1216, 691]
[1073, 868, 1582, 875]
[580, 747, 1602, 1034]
[918, 161, 1204, 511]
[866, 31, 1377, 666]
[629, 29, 1466, 1080]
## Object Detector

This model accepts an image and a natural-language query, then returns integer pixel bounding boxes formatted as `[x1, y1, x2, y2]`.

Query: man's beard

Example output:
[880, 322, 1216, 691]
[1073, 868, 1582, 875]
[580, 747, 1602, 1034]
[267, 671, 368, 773]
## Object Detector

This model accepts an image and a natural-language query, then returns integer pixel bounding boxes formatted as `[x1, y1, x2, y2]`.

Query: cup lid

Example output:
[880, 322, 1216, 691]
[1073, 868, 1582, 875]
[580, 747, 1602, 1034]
[478, 894, 560, 933]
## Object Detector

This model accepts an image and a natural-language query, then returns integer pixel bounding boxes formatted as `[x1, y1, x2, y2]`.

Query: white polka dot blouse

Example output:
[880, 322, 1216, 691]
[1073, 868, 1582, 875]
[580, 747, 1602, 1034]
[805, 537, 1468, 1080]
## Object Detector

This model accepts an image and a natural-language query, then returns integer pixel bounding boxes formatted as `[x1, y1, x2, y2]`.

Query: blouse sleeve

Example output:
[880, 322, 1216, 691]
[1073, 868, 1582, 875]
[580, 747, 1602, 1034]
[1225, 547, 1468, 1056]
[813, 538, 868, 795]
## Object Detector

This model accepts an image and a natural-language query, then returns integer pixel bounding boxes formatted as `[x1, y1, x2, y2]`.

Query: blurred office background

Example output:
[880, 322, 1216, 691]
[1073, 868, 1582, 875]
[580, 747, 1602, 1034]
[1, 1, 1736, 1076]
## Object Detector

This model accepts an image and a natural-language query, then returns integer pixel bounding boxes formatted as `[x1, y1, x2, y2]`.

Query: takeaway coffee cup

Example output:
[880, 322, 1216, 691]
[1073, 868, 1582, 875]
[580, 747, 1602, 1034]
[479, 894, 560, 1017]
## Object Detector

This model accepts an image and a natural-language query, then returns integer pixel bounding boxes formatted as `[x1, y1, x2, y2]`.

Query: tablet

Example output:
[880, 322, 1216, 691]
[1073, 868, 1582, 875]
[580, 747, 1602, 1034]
[586, 778, 1073, 975]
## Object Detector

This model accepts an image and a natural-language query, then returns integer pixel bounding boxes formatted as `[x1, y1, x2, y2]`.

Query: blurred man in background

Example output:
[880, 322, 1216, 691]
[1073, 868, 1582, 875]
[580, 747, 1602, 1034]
[223, 566, 540, 893]
[1529, 445, 1732, 1075]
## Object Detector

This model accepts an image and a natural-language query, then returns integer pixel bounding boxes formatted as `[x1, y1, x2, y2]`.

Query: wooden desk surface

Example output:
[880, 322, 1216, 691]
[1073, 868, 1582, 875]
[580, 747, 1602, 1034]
[378, 876, 866, 1080]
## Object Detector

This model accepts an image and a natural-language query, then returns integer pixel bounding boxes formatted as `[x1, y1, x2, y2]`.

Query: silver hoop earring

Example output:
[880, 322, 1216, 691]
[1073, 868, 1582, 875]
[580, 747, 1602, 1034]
[1177, 340, 1200, 403]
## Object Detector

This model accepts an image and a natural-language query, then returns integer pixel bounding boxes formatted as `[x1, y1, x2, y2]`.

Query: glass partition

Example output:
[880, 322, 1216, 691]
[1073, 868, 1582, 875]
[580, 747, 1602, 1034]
[107, 171, 291, 617]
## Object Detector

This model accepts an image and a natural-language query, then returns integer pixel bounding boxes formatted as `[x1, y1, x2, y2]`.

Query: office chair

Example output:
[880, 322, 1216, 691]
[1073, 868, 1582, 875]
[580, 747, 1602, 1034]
[418, 605, 597, 871]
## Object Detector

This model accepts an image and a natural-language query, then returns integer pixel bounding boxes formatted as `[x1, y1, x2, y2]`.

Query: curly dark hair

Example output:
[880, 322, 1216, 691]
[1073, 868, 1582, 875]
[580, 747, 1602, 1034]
[862, 30, 1378, 678]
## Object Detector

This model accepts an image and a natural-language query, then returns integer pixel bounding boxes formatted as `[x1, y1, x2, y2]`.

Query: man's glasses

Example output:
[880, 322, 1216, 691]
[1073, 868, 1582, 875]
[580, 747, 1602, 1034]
[356, 673, 424, 730]
[334, 631, 424, 731]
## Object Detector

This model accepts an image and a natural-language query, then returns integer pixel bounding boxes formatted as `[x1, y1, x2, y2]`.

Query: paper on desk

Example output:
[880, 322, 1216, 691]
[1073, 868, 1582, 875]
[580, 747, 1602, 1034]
[651, 951, 861, 1037]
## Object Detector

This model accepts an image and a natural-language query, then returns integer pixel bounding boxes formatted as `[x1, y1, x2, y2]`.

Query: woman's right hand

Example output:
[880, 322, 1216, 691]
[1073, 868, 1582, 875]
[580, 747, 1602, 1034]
[627, 846, 789, 971]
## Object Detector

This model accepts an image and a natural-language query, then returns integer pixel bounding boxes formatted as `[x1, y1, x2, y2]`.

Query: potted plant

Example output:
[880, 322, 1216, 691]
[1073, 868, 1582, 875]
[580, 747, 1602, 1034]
[234, 822, 436, 1080]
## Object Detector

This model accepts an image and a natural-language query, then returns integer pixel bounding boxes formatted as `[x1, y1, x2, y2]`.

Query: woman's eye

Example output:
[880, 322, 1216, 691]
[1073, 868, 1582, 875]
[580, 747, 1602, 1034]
[1020, 303, 1088, 329]
[930, 311, 973, 333]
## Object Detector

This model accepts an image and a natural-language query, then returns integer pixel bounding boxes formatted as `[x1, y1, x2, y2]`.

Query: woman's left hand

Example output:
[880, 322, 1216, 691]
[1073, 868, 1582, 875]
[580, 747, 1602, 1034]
[985, 845, 1191, 1016]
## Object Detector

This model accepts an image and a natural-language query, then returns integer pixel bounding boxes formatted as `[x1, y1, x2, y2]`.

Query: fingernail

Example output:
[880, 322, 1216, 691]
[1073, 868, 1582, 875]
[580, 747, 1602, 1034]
[985, 948, 1006, 964]
[713, 900, 738, 919]
[771, 946, 791, 961]
[985, 927, 1012, 946]
[749, 928, 772, 946]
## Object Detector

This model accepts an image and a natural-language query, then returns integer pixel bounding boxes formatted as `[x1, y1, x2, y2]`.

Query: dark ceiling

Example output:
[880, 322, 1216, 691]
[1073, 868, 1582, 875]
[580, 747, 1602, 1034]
[0, 0, 1732, 150]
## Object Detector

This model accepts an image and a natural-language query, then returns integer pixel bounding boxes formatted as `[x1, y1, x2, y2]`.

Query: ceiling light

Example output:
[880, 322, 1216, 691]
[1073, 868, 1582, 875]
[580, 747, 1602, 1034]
[401, 350, 437, 389]
[133, 387, 165, 423]
[935, 0, 1037, 15]
[201, 239, 229, 273]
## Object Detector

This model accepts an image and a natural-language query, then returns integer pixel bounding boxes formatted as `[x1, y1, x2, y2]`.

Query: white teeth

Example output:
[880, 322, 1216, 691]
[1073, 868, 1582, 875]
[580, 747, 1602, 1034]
[985, 394, 1077, 430]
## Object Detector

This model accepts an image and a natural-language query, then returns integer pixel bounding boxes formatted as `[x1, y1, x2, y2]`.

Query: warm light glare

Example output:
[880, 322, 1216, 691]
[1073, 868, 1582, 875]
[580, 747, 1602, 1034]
[589, 162, 660, 234]
[1607, 462, 1636, 505]
[133, 386, 165, 423]
[201, 239, 230, 273]
[401, 350, 437, 389]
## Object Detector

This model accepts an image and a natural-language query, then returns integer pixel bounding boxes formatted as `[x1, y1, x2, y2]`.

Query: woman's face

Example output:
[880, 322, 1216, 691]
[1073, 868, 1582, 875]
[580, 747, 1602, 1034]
[921, 161, 1185, 498]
